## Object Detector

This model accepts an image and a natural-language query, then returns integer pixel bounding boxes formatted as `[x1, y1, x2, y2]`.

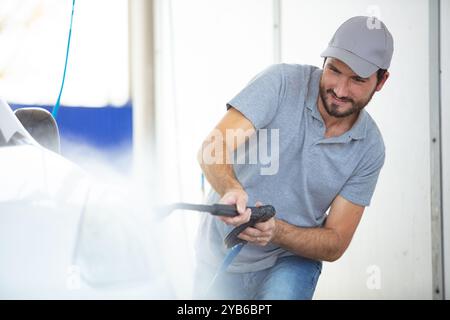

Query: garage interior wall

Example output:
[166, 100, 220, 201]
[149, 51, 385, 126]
[153, 0, 274, 298]
[281, 0, 433, 300]
[441, 0, 450, 301]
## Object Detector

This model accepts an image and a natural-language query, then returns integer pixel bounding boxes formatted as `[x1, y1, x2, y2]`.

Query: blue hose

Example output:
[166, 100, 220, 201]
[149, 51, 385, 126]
[52, 0, 76, 119]
[206, 243, 244, 294]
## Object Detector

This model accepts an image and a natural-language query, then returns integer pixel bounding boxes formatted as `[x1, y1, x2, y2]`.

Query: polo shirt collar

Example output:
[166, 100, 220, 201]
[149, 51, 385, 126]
[308, 97, 368, 142]
[347, 110, 368, 140]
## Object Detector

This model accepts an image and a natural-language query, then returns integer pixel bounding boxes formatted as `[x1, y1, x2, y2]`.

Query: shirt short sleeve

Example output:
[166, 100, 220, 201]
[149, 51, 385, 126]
[226, 64, 284, 129]
[339, 150, 385, 207]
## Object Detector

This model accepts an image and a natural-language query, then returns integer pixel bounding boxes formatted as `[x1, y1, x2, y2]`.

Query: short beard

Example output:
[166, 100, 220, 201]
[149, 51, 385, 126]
[319, 83, 376, 118]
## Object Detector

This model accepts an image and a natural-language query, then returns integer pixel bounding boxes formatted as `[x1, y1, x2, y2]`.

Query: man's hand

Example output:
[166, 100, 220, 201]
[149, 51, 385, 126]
[237, 201, 277, 246]
[218, 189, 251, 226]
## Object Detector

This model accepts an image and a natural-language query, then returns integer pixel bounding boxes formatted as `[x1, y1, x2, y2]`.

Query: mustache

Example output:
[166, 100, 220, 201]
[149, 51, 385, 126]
[326, 89, 354, 103]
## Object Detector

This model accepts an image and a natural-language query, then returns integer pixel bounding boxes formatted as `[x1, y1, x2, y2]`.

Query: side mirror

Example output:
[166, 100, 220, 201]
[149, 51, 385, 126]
[14, 108, 61, 153]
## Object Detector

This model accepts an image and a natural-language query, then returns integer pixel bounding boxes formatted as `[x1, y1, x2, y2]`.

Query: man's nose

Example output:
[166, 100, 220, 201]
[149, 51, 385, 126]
[334, 79, 350, 99]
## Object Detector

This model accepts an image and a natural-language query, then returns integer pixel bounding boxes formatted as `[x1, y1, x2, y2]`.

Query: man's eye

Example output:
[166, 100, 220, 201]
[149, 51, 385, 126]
[354, 78, 366, 83]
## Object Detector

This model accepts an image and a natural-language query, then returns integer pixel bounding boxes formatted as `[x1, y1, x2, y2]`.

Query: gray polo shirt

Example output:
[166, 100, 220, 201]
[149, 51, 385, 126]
[196, 63, 385, 273]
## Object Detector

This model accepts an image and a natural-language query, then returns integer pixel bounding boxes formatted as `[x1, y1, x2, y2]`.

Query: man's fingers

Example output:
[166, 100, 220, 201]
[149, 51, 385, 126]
[237, 232, 270, 246]
[236, 196, 247, 215]
[226, 208, 250, 224]
[239, 227, 261, 237]
[223, 201, 263, 225]
[239, 226, 271, 238]
[237, 233, 253, 242]
[220, 207, 251, 226]
[218, 198, 273, 246]
[219, 193, 237, 205]
[254, 219, 274, 232]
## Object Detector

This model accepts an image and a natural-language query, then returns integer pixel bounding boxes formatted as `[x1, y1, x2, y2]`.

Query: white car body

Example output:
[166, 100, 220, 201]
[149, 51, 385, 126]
[0, 100, 174, 299]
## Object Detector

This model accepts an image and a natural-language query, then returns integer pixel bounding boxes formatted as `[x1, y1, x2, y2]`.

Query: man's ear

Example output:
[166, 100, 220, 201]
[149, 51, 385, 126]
[375, 71, 389, 91]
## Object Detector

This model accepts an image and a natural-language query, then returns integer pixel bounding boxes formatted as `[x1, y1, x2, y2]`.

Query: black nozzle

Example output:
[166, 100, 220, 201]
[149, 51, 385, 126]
[224, 205, 276, 248]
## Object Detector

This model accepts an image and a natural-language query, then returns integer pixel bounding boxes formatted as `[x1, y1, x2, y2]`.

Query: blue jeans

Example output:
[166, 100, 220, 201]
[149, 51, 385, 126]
[194, 255, 322, 300]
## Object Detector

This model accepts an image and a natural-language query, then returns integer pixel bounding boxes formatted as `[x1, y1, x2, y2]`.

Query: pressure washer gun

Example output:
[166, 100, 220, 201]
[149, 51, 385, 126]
[164, 203, 276, 248]
[222, 204, 276, 248]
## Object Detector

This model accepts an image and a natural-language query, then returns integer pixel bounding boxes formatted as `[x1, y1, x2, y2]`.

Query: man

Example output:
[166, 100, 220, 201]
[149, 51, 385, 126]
[195, 16, 393, 299]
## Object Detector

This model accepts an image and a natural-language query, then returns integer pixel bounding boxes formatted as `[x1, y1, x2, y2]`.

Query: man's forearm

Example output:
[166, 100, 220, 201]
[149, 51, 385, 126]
[272, 219, 342, 262]
[201, 162, 243, 197]
[198, 141, 243, 197]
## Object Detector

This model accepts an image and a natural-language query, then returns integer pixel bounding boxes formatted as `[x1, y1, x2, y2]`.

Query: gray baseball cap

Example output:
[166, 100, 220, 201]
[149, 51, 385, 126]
[321, 16, 394, 78]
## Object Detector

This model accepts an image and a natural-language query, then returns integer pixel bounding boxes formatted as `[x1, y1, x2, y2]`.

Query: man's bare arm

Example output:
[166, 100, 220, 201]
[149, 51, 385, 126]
[197, 107, 255, 225]
[239, 195, 364, 262]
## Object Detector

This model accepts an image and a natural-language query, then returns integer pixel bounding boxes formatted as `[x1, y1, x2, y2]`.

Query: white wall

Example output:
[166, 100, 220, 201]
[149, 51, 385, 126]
[441, 0, 450, 300]
[154, 0, 274, 298]
[282, 0, 433, 299]
[155, 0, 274, 206]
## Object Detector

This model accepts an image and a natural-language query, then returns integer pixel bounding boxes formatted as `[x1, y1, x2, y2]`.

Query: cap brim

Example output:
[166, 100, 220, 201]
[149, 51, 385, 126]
[320, 46, 379, 78]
